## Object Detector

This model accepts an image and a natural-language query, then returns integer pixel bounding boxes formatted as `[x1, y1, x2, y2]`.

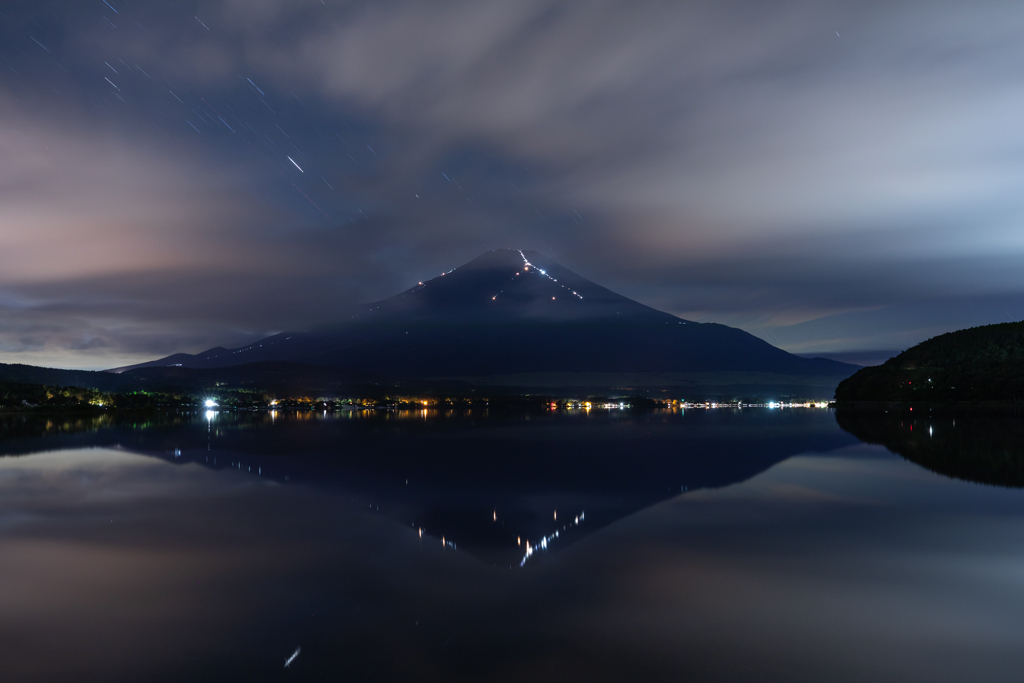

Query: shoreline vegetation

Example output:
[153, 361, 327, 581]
[835, 401, 1024, 412]
[835, 321, 1024, 405]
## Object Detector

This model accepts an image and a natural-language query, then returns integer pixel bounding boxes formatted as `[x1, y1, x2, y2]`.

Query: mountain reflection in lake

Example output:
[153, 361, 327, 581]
[3, 408, 1024, 681]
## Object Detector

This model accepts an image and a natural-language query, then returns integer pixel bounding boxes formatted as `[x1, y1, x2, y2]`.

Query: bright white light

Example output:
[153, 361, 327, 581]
[205, 410, 215, 421]
[520, 509, 585, 566]
[204, 399, 217, 408]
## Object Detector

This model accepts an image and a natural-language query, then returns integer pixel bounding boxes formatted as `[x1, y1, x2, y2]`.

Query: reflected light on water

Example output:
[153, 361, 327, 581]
[5, 409, 1024, 681]
[521, 511, 584, 566]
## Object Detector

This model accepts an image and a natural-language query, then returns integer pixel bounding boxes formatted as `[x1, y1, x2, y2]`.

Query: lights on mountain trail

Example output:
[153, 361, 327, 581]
[517, 250, 582, 299]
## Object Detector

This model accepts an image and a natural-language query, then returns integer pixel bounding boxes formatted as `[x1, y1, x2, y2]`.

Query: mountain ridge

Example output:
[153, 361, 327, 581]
[113, 249, 857, 387]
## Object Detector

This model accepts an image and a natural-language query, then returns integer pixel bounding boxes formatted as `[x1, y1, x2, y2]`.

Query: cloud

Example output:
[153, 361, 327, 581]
[5, 0, 1024, 367]
[0, 99, 263, 285]
[226, 0, 1024, 295]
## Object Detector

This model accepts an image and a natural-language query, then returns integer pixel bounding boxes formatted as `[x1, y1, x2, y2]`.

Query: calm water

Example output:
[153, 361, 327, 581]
[2, 407, 1024, 681]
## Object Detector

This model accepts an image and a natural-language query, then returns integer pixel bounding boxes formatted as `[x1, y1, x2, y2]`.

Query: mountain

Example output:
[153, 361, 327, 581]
[115, 249, 857, 397]
[835, 321, 1024, 403]
[0, 362, 127, 391]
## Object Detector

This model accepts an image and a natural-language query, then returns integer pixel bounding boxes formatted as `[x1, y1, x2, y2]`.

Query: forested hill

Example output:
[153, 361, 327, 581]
[0, 362, 126, 391]
[835, 321, 1024, 402]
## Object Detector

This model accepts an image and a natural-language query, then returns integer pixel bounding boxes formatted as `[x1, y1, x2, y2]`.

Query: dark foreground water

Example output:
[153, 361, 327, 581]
[2, 407, 1024, 682]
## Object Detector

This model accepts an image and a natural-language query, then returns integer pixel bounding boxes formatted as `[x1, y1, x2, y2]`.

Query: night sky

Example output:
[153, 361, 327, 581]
[3, 1, 1023, 370]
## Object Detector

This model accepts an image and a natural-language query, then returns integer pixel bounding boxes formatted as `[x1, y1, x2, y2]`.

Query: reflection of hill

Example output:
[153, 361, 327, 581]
[835, 409, 1024, 487]
[0, 413, 194, 456]
[1, 409, 857, 564]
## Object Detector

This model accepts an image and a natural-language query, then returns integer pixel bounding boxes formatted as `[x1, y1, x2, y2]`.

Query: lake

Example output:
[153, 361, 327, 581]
[2, 407, 1024, 681]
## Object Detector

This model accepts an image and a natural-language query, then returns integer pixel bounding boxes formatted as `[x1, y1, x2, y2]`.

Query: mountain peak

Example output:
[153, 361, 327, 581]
[358, 248, 667, 322]
[116, 249, 858, 387]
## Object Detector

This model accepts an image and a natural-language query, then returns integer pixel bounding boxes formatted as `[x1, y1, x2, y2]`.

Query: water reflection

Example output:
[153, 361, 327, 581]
[4, 410, 1024, 681]
[836, 409, 1024, 487]
[521, 510, 584, 566]
[1, 408, 855, 565]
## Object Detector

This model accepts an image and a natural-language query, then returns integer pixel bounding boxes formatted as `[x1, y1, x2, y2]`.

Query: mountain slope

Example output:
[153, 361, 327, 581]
[117, 249, 857, 381]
